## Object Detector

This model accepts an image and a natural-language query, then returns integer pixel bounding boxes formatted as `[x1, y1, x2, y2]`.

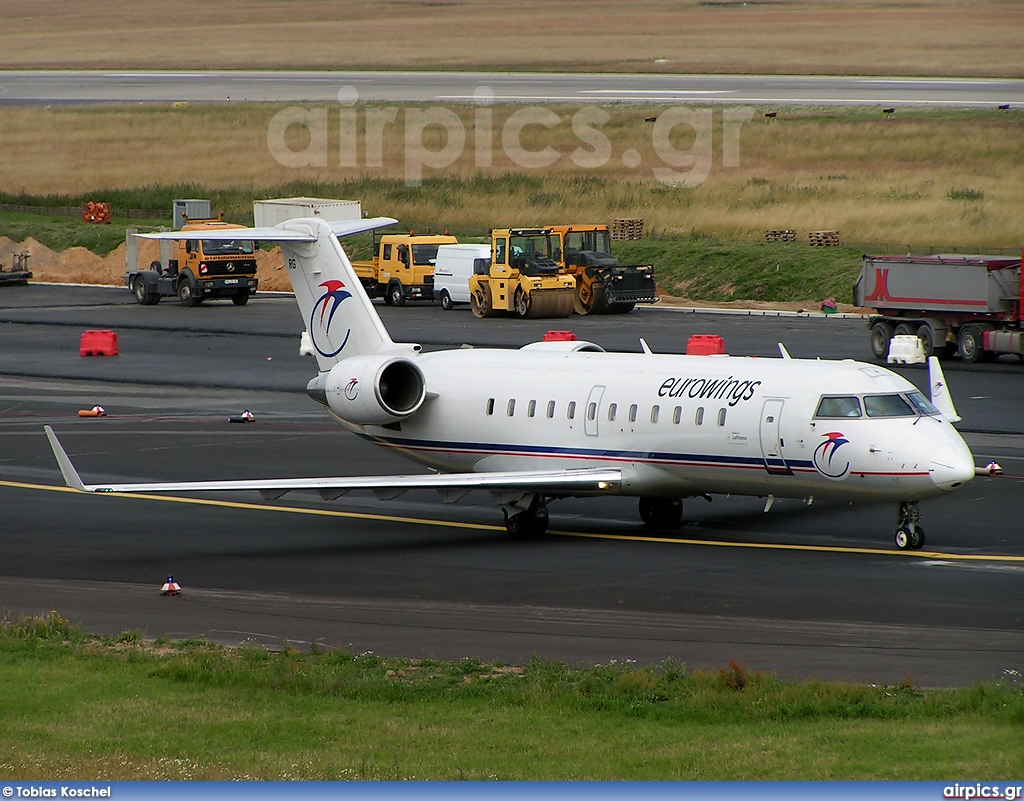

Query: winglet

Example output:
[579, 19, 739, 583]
[44, 426, 88, 491]
[927, 356, 961, 423]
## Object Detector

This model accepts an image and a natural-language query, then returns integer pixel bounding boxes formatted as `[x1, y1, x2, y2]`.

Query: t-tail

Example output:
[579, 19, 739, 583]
[279, 217, 411, 371]
[141, 216, 403, 372]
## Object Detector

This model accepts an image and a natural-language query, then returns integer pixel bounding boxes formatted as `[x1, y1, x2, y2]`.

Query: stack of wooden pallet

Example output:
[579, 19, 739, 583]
[764, 229, 797, 242]
[611, 218, 644, 241]
[808, 230, 841, 247]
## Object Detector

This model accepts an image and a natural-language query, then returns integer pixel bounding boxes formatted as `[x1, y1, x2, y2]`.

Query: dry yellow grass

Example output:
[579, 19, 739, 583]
[2, 103, 1022, 247]
[0, 0, 1021, 77]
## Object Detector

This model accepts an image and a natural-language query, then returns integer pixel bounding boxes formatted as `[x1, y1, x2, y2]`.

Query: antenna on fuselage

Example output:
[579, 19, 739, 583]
[778, 343, 792, 359]
[639, 338, 654, 354]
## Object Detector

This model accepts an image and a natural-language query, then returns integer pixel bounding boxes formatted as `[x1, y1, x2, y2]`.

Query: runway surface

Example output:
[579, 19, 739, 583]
[2, 71, 1022, 107]
[1, 284, 1022, 686]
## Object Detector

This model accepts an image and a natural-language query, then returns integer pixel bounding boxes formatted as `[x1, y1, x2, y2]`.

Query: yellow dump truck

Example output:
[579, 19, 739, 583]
[351, 233, 458, 305]
[469, 228, 576, 319]
[547, 224, 657, 314]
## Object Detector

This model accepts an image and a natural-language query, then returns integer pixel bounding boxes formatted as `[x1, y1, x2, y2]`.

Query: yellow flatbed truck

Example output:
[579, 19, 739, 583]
[352, 233, 458, 305]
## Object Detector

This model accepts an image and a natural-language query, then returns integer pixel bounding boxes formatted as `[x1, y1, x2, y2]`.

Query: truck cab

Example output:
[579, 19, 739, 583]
[353, 233, 458, 305]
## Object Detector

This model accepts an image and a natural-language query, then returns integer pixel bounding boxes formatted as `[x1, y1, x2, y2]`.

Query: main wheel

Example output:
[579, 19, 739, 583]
[231, 290, 250, 306]
[639, 497, 683, 528]
[504, 507, 549, 538]
[177, 277, 202, 307]
[440, 289, 454, 311]
[869, 322, 893, 360]
[958, 326, 983, 364]
[514, 287, 530, 319]
[893, 322, 915, 338]
[387, 282, 406, 307]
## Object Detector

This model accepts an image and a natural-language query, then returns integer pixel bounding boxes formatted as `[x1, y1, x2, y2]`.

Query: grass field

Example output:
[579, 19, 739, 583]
[2, 105, 1022, 250]
[1, 614, 1022, 780]
[0, 0, 1021, 77]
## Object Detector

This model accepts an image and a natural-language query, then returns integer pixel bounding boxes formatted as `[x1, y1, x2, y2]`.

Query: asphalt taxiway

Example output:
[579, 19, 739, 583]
[1, 285, 1022, 685]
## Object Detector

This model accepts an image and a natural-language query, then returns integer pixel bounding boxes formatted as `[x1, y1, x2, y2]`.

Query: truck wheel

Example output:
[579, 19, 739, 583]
[869, 322, 893, 360]
[958, 326, 983, 364]
[514, 287, 530, 319]
[439, 289, 454, 311]
[231, 290, 250, 306]
[387, 282, 406, 307]
[177, 277, 202, 307]
[133, 277, 158, 306]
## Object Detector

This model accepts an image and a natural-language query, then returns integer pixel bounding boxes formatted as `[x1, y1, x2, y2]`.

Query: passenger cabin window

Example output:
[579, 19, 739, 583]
[486, 398, 494, 415]
[629, 404, 638, 423]
[587, 402, 597, 421]
[815, 396, 862, 418]
[672, 406, 682, 425]
[546, 400, 555, 418]
[864, 394, 915, 417]
[695, 407, 704, 425]
[608, 403, 617, 422]
[528, 399, 537, 418]
[507, 399, 516, 417]
[567, 401, 576, 420]
[650, 405, 660, 424]
[717, 408, 727, 426]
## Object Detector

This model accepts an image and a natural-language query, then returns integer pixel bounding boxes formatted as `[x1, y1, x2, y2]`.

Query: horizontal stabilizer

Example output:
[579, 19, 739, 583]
[137, 216, 398, 243]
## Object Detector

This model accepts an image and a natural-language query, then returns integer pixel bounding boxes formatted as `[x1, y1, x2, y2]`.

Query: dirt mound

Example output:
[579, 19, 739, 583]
[255, 246, 288, 291]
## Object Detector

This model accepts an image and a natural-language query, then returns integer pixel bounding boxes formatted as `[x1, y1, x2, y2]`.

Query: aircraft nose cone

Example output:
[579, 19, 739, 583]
[930, 442, 975, 491]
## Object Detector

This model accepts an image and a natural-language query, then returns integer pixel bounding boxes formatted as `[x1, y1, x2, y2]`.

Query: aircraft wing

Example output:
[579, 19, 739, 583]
[44, 427, 621, 500]
[137, 216, 398, 243]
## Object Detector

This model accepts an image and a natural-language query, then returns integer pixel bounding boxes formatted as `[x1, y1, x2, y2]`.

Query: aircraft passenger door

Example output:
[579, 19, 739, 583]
[759, 399, 792, 476]
[585, 385, 605, 437]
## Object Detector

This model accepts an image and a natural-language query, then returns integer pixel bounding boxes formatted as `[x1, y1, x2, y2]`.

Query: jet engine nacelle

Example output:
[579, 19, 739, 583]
[307, 356, 426, 425]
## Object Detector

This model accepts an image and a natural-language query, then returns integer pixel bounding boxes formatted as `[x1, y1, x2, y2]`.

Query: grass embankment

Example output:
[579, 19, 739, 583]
[0, 0, 1019, 77]
[1, 105, 1020, 249]
[1, 613, 1022, 780]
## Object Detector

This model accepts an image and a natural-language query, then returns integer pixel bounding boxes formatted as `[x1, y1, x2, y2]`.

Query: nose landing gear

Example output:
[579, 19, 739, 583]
[895, 502, 926, 550]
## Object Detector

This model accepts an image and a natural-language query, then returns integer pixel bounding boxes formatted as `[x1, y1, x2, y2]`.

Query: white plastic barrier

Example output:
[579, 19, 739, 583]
[887, 334, 926, 365]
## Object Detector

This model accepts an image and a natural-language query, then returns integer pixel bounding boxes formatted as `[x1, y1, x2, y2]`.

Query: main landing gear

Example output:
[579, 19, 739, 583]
[895, 502, 926, 550]
[639, 497, 683, 528]
[503, 495, 549, 538]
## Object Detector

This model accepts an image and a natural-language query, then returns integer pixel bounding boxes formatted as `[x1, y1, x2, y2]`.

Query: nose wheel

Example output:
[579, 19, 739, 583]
[895, 502, 926, 550]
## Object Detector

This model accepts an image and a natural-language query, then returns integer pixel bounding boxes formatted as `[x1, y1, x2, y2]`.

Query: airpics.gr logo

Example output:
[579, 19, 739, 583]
[310, 279, 352, 357]
[813, 431, 851, 480]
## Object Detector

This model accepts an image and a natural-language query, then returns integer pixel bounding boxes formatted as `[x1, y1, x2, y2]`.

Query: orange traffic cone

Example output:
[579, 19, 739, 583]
[160, 574, 181, 596]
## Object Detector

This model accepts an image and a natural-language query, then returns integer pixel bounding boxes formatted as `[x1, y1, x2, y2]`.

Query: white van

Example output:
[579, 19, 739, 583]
[432, 244, 491, 310]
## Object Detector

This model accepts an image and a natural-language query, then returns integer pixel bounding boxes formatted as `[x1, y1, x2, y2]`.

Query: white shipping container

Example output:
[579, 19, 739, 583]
[253, 197, 362, 228]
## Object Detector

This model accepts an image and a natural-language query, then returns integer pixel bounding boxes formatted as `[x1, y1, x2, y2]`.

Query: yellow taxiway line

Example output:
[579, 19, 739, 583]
[4, 478, 1023, 563]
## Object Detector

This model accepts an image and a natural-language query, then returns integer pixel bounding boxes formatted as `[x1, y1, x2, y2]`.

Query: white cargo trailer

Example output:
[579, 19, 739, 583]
[253, 198, 361, 228]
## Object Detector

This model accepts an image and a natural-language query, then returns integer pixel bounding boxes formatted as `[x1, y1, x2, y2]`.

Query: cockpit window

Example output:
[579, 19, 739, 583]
[864, 393, 915, 417]
[905, 391, 940, 416]
[815, 396, 862, 418]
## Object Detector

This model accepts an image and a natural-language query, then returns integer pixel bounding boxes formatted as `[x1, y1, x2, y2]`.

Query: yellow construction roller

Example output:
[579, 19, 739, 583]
[516, 287, 575, 319]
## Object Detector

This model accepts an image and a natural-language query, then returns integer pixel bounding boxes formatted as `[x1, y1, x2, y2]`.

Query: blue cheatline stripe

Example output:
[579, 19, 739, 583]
[364, 432, 817, 470]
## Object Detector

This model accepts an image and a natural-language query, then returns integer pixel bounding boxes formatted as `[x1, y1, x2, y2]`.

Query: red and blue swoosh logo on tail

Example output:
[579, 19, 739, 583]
[310, 280, 352, 357]
[813, 431, 851, 479]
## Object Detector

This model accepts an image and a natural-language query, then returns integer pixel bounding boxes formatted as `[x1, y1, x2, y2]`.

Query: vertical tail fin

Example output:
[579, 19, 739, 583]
[281, 217, 406, 371]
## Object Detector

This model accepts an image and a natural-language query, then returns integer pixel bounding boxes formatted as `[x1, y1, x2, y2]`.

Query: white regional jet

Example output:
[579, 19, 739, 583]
[45, 217, 982, 550]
